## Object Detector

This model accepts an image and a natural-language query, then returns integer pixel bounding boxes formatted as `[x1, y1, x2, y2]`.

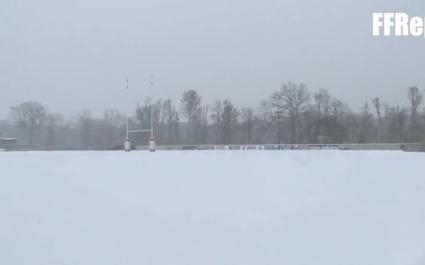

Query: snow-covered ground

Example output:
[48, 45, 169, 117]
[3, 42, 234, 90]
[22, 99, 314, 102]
[0, 150, 424, 265]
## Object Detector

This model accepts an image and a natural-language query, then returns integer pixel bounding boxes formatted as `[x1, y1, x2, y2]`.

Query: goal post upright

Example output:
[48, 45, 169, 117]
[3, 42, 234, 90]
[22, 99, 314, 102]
[148, 74, 156, 152]
[148, 103, 156, 152]
[124, 79, 131, 152]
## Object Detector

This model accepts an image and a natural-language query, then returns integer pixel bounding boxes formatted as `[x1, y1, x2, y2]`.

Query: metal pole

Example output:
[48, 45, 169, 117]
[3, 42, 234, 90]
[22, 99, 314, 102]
[126, 117, 129, 140]
[149, 103, 156, 152]
[150, 104, 153, 139]
[124, 79, 131, 152]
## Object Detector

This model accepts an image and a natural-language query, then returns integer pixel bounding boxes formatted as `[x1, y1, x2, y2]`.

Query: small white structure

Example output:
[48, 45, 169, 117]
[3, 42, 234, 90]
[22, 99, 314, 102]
[149, 137, 156, 152]
[124, 139, 131, 152]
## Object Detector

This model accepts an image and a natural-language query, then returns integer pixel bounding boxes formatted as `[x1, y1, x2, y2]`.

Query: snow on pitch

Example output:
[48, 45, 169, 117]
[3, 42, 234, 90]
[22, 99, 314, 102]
[0, 150, 424, 265]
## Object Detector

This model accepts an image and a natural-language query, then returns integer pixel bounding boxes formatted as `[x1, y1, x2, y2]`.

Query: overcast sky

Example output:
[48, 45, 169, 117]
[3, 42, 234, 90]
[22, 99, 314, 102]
[1, 0, 425, 118]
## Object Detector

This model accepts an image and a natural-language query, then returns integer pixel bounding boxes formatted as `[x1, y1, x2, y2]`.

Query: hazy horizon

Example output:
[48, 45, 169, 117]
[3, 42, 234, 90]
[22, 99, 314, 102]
[2, 0, 425, 118]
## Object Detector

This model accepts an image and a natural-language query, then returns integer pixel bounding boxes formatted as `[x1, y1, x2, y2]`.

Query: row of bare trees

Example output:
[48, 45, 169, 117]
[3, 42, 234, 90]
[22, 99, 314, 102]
[1, 83, 423, 149]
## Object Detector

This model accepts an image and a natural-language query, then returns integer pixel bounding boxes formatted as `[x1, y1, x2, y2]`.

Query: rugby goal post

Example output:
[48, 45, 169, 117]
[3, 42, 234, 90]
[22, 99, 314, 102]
[124, 105, 156, 152]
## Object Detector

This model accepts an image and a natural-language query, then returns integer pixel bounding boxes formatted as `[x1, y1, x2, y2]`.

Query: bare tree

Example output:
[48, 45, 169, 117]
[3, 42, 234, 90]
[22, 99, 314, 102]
[221, 100, 239, 144]
[309, 89, 333, 143]
[10, 101, 47, 145]
[44, 113, 64, 149]
[162, 99, 180, 144]
[358, 102, 374, 143]
[314, 89, 332, 117]
[384, 105, 408, 142]
[241, 107, 255, 144]
[330, 99, 346, 120]
[407, 86, 423, 127]
[103, 109, 125, 147]
[77, 110, 94, 149]
[271, 82, 310, 143]
[210, 100, 223, 144]
[181, 90, 202, 144]
[104, 109, 124, 128]
[372, 97, 383, 142]
[259, 100, 282, 144]
[199, 105, 209, 144]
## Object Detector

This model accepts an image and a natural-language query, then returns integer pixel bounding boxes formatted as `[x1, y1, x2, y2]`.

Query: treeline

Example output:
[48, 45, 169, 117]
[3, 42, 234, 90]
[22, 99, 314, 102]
[1, 82, 424, 150]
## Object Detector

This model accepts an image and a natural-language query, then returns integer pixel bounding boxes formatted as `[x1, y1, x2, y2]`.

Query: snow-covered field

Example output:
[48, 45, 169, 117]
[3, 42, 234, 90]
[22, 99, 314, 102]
[0, 150, 424, 265]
